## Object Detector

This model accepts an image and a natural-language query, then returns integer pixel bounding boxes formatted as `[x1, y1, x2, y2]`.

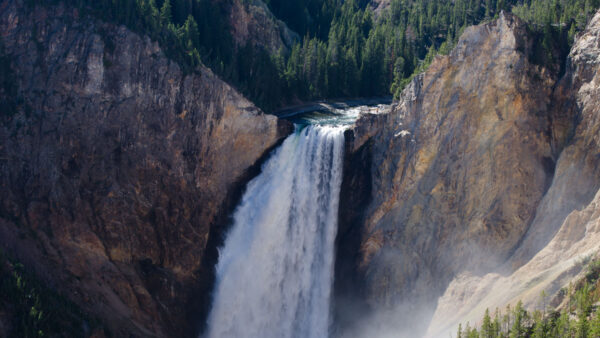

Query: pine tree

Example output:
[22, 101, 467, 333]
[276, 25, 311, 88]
[464, 322, 473, 338]
[590, 310, 600, 337]
[390, 56, 406, 98]
[493, 308, 502, 338]
[482, 308, 493, 338]
[577, 312, 589, 338]
[557, 310, 571, 337]
[532, 310, 546, 338]
[503, 304, 512, 335]
[160, 0, 172, 24]
[576, 283, 591, 338]
[183, 15, 200, 50]
[510, 301, 525, 338]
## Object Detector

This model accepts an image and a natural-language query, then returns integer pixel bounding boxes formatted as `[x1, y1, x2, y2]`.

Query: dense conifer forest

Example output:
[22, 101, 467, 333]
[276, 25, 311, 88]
[29, 0, 600, 110]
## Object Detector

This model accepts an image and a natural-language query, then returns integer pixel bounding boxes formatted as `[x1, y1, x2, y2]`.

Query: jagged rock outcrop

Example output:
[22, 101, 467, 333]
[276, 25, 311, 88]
[221, 0, 298, 53]
[339, 12, 567, 336]
[0, 0, 291, 336]
[370, 0, 391, 16]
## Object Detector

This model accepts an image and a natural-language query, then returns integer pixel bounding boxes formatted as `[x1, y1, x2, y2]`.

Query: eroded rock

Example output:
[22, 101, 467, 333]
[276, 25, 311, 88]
[340, 12, 564, 336]
[428, 9, 600, 336]
[0, 0, 291, 336]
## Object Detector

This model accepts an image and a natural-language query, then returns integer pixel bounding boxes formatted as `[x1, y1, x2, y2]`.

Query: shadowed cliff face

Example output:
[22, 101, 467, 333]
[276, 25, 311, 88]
[340, 12, 568, 336]
[0, 0, 291, 336]
[222, 0, 299, 53]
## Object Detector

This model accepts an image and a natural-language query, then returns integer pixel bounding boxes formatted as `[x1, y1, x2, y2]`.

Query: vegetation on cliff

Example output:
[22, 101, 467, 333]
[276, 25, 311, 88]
[0, 251, 105, 337]
[458, 258, 600, 338]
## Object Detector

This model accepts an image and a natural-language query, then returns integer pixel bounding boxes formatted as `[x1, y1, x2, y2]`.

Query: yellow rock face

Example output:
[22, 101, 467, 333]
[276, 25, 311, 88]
[343, 12, 570, 336]
[427, 10, 600, 336]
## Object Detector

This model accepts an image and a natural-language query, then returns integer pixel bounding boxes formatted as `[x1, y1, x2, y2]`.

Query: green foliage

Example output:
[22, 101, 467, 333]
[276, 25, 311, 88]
[459, 259, 600, 338]
[512, 0, 600, 74]
[28, 0, 600, 111]
[590, 310, 600, 337]
[0, 251, 104, 337]
[482, 309, 494, 338]
[274, 0, 600, 103]
[281, 0, 515, 101]
[576, 282, 593, 316]
[512, 0, 600, 33]
[160, 0, 172, 23]
[531, 310, 545, 337]
[263, 0, 343, 40]
[509, 301, 528, 338]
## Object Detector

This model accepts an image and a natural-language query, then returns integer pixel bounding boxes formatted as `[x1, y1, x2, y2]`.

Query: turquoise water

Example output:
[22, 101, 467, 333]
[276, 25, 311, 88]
[279, 102, 390, 126]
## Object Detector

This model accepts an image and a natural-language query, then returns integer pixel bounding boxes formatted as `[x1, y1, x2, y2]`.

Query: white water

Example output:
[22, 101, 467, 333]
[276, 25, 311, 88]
[206, 124, 346, 338]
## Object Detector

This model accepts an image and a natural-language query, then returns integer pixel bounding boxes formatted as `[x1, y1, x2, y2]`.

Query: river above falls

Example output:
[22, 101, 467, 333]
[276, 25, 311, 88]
[274, 98, 392, 126]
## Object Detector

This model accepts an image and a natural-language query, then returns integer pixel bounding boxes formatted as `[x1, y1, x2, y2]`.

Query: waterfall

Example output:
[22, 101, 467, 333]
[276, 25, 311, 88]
[206, 125, 346, 338]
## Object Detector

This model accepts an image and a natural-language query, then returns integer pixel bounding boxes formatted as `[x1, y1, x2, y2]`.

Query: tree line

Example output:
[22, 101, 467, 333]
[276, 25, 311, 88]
[28, 0, 600, 111]
[458, 259, 600, 338]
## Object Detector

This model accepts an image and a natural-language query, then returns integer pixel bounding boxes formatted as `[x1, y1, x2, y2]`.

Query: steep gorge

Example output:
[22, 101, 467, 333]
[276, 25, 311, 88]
[3, 0, 600, 336]
[0, 0, 291, 336]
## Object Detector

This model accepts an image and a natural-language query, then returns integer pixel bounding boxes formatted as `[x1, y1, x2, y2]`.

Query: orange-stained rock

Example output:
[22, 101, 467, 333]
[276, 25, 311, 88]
[340, 12, 566, 336]
[428, 9, 600, 336]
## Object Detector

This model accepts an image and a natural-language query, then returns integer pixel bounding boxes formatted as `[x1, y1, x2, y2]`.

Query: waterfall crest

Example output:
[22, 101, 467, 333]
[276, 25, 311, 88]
[206, 125, 346, 338]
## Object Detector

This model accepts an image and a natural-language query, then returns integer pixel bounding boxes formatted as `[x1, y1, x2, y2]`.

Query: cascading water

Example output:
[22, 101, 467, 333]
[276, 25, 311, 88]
[205, 123, 346, 338]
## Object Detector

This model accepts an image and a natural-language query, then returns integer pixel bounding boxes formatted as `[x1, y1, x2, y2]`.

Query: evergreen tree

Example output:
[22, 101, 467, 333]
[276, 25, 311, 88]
[503, 304, 512, 335]
[532, 310, 546, 338]
[492, 308, 502, 338]
[160, 0, 172, 24]
[482, 308, 493, 338]
[510, 301, 525, 338]
[26, 0, 600, 111]
[183, 15, 200, 49]
[577, 312, 589, 338]
[590, 310, 600, 337]
[556, 310, 572, 337]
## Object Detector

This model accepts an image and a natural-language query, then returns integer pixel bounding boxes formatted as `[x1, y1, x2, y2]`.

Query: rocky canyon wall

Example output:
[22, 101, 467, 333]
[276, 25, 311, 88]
[338, 11, 598, 337]
[3, 0, 600, 336]
[427, 9, 600, 336]
[0, 0, 291, 336]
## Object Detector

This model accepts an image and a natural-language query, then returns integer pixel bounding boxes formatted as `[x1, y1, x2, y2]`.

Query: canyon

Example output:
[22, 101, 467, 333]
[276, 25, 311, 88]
[1, 0, 600, 337]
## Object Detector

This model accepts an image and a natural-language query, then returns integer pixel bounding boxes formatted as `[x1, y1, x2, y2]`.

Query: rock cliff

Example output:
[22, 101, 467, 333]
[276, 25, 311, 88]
[0, 0, 291, 336]
[222, 0, 298, 53]
[427, 9, 600, 335]
[338, 12, 577, 336]
[4, 0, 600, 336]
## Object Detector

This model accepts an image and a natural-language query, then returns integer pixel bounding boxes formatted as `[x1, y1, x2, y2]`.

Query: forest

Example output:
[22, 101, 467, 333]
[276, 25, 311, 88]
[29, 0, 600, 111]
